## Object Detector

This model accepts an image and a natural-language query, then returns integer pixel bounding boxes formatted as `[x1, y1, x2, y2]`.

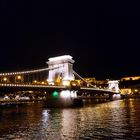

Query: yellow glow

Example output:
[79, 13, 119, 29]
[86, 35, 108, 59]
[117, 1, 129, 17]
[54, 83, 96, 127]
[121, 88, 132, 95]
[33, 80, 37, 83]
[121, 76, 140, 81]
[135, 89, 138, 92]
[62, 81, 70, 86]
[3, 77, 7, 81]
[17, 75, 21, 80]
[41, 81, 45, 84]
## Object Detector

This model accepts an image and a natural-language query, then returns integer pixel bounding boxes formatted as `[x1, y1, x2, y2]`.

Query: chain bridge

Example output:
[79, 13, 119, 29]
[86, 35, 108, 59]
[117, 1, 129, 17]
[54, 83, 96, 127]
[0, 55, 121, 106]
[0, 55, 119, 92]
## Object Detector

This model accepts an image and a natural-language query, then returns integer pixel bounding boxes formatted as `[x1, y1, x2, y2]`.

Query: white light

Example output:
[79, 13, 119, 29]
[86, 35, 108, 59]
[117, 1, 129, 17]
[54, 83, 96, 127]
[60, 90, 71, 98]
[116, 94, 121, 98]
[108, 80, 119, 84]
[113, 94, 121, 99]
[62, 81, 70, 86]
[71, 91, 77, 98]
[49, 55, 72, 61]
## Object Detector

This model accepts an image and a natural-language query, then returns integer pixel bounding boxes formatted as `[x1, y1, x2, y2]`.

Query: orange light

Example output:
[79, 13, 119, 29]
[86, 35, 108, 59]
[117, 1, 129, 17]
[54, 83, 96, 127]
[17, 75, 21, 80]
[33, 80, 37, 83]
[3, 77, 7, 81]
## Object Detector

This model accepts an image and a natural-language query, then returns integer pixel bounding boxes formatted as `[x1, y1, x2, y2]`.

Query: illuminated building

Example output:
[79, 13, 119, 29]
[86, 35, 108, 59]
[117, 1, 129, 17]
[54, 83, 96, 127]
[75, 77, 108, 88]
[120, 76, 140, 96]
[121, 76, 140, 81]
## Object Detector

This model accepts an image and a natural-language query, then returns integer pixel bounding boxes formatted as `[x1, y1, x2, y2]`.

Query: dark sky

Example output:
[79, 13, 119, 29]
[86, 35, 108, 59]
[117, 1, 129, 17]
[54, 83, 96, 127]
[0, 0, 140, 79]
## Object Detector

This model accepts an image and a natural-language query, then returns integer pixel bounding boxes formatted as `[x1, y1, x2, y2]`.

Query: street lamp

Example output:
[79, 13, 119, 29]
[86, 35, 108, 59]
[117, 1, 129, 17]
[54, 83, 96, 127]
[33, 80, 37, 84]
[17, 75, 21, 80]
[15, 75, 22, 83]
[3, 77, 7, 82]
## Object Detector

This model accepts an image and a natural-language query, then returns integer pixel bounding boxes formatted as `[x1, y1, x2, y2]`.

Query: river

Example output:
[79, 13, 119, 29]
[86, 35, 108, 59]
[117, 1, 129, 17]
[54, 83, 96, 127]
[0, 99, 140, 140]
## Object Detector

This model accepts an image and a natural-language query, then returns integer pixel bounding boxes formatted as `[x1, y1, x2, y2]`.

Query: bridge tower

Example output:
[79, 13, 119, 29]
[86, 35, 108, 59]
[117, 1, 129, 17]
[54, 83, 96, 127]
[108, 80, 120, 93]
[47, 55, 75, 86]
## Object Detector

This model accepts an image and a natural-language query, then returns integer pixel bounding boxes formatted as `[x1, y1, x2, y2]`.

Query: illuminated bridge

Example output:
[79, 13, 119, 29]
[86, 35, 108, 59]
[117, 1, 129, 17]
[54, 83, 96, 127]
[0, 55, 119, 92]
[0, 55, 120, 106]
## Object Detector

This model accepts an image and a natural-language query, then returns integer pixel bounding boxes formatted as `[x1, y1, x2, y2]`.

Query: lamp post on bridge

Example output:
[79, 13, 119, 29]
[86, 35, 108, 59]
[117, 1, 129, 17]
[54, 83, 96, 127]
[15, 75, 23, 84]
[3, 77, 8, 83]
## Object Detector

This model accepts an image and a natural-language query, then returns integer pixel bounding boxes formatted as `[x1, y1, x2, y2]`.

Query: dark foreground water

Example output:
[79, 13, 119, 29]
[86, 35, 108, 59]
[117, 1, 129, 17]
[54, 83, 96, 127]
[0, 99, 140, 140]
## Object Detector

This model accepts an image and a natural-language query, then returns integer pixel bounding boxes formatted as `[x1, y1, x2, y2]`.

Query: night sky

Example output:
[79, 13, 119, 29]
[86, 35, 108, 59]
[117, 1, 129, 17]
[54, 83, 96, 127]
[0, 0, 140, 79]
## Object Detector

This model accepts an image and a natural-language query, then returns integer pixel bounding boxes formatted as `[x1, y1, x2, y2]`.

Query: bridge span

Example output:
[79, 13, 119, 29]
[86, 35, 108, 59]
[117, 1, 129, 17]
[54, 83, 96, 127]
[0, 83, 119, 95]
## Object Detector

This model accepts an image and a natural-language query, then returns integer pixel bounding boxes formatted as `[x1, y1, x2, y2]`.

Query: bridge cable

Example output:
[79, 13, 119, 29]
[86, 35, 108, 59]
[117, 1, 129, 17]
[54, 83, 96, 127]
[0, 66, 61, 76]
[73, 70, 96, 88]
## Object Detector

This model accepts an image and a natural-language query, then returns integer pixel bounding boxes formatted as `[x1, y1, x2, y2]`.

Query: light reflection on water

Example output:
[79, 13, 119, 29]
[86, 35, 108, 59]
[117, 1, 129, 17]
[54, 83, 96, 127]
[0, 99, 140, 139]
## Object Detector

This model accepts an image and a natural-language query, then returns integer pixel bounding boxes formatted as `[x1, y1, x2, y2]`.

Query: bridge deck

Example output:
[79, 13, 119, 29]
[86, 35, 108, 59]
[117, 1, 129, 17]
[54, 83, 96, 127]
[0, 84, 119, 94]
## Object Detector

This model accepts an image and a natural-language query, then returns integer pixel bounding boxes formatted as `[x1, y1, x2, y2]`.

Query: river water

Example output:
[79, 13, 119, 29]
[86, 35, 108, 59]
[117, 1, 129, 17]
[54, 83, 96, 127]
[0, 99, 140, 140]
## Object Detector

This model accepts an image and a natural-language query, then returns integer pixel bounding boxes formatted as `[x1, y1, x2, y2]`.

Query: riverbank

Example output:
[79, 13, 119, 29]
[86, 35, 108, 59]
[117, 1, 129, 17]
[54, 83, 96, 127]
[121, 94, 140, 99]
[0, 99, 45, 104]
